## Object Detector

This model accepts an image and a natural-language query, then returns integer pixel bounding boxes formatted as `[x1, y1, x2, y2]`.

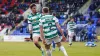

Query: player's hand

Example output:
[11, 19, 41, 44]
[62, 35, 65, 38]
[15, 25, 20, 29]
[62, 35, 66, 42]
[16, 24, 21, 28]
[29, 30, 32, 34]
[42, 39, 46, 45]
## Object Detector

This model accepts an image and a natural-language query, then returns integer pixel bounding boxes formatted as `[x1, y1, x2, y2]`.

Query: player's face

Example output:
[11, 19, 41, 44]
[70, 18, 74, 22]
[88, 22, 92, 25]
[31, 6, 37, 13]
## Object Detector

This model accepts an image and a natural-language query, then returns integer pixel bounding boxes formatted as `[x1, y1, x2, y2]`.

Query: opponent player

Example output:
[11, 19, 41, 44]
[39, 7, 68, 56]
[85, 20, 96, 47]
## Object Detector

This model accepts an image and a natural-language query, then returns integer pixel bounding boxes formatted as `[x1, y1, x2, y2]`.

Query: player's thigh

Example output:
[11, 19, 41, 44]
[68, 31, 75, 38]
[45, 39, 52, 49]
[45, 38, 53, 45]
[45, 44, 51, 50]
[87, 34, 92, 39]
[53, 36, 61, 47]
[32, 33, 40, 43]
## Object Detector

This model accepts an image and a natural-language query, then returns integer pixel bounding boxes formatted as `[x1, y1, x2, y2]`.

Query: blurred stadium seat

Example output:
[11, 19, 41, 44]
[0, 0, 99, 42]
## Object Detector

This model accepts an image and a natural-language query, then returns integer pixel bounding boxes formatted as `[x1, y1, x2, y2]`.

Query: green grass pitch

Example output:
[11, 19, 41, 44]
[0, 42, 100, 56]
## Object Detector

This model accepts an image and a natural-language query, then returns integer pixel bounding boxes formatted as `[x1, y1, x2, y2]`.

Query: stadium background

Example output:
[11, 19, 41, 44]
[0, 0, 100, 41]
[0, 0, 100, 56]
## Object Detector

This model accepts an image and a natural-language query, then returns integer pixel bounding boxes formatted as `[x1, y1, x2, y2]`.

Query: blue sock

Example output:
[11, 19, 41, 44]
[52, 41, 55, 49]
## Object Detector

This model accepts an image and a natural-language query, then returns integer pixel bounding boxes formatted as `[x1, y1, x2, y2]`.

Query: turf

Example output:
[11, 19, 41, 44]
[0, 42, 100, 56]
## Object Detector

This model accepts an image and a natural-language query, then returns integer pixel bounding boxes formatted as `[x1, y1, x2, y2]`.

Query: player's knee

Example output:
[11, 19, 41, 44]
[33, 39, 38, 44]
[45, 44, 50, 50]
[34, 41, 38, 44]
[56, 42, 61, 47]
[33, 37, 39, 44]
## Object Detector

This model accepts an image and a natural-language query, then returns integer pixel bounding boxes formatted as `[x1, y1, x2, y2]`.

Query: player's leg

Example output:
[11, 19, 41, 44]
[45, 44, 52, 56]
[54, 36, 68, 56]
[68, 31, 74, 46]
[94, 33, 98, 42]
[45, 39, 52, 56]
[33, 36, 41, 50]
[52, 41, 55, 51]
[87, 33, 91, 42]
[91, 33, 94, 42]
[33, 34, 44, 56]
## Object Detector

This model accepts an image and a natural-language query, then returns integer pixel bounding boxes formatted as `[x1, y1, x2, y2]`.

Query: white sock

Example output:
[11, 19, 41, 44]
[46, 50, 52, 56]
[69, 37, 72, 44]
[40, 47, 44, 51]
[59, 46, 68, 56]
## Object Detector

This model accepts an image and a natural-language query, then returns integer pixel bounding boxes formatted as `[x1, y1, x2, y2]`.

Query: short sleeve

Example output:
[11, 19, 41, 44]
[27, 15, 32, 23]
[53, 17, 59, 23]
[27, 15, 32, 30]
[39, 19, 43, 26]
[28, 20, 32, 31]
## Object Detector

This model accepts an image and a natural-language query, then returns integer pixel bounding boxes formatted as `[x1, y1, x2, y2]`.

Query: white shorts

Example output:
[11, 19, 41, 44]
[45, 36, 61, 45]
[32, 33, 40, 39]
[68, 31, 75, 37]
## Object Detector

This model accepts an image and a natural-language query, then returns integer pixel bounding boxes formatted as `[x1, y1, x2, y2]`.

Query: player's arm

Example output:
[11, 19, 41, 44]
[56, 23, 65, 37]
[64, 23, 68, 35]
[66, 23, 69, 34]
[40, 25, 45, 41]
[28, 19, 32, 34]
[53, 17, 65, 38]
[27, 19, 33, 40]
[39, 19, 45, 44]
[74, 22, 77, 29]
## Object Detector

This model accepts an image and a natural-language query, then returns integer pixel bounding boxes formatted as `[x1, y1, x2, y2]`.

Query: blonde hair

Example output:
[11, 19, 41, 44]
[42, 7, 49, 13]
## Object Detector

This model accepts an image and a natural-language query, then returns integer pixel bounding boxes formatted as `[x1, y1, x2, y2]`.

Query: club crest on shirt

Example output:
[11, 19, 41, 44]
[33, 19, 36, 22]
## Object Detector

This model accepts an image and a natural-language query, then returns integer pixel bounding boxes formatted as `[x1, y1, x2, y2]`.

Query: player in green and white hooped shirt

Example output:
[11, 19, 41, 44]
[27, 3, 44, 56]
[67, 18, 76, 46]
[39, 7, 68, 56]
